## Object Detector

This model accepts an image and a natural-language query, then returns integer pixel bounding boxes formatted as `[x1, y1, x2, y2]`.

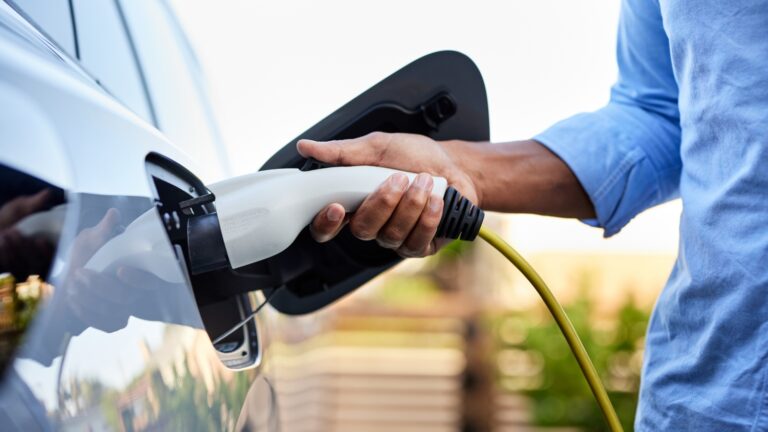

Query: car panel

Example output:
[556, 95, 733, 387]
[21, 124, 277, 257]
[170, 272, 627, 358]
[1, 1, 491, 430]
[118, 0, 230, 181]
[0, 3, 276, 430]
[72, 0, 154, 124]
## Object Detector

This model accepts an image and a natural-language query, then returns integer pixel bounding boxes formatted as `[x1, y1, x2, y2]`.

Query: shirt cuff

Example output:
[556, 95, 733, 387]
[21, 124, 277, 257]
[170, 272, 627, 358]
[534, 104, 665, 237]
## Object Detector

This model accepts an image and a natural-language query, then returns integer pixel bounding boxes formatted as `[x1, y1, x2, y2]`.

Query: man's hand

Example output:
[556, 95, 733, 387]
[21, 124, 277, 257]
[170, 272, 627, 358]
[297, 132, 594, 257]
[297, 132, 479, 258]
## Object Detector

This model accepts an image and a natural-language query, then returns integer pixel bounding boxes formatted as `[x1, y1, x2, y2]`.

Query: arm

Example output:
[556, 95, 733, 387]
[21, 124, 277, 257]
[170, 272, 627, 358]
[298, 133, 593, 256]
[303, 0, 681, 255]
[442, 138, 595, 218]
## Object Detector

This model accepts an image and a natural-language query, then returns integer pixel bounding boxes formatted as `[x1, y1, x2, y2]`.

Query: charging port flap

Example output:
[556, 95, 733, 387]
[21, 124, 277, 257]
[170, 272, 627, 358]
[257, 51, 489, 315]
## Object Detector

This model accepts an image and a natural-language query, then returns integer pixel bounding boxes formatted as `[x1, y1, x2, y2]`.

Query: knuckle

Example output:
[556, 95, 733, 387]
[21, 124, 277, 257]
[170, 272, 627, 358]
[405, 190, 427, 207]
[378, 191, 401, 208]
[366, 131, 387, 146]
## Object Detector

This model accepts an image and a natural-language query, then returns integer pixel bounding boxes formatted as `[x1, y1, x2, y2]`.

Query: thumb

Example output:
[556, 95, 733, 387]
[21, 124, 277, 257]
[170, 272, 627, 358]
[297, 133, 386, 166]
[69, 208, 122, 268]
[92, 208, 121, 243]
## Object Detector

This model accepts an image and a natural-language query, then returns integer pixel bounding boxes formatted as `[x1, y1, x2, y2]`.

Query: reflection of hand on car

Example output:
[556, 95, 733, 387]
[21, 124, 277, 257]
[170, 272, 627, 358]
[0, 189, 54, 280]
[62, 208, 170, 333]
[66, 266, 159, 332]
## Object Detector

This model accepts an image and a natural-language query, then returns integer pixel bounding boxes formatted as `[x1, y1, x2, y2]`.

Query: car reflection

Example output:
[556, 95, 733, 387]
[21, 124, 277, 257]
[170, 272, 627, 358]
[0, 164, 276, 431]
[56, 321, 273, 431]
[0, 176, 62, 377]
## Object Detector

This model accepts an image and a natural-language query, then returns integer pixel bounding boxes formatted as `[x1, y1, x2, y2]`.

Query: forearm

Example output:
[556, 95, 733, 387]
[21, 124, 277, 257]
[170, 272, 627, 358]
[443, 139, 595, 219]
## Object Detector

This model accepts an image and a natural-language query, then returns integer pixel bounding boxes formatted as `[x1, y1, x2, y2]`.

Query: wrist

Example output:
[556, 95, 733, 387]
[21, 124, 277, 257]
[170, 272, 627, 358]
[440, 139, 485, 208]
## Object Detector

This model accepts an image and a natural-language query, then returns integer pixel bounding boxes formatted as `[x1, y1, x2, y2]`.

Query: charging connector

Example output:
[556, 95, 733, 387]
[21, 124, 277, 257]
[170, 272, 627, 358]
[184, 164, 623, 431]
[436, 186, 484, 240]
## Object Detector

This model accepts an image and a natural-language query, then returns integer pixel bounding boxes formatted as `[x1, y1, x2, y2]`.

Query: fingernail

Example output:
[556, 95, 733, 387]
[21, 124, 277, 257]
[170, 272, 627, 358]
[390, 173, 409, 191]
[414, 173, 433, 190]
[429, 195, 442, 213]
[327, 206, 343, 222]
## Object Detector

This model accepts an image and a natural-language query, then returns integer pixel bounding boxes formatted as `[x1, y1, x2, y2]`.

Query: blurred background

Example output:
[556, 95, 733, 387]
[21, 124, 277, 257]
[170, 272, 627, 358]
[170, 1, 680, 430]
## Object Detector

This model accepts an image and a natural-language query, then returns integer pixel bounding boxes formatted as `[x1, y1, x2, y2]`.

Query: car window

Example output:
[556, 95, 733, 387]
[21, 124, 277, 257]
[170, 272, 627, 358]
[118, 0, 228, 180]
[71, 0, 153, 123]
[8, 0, 76, 57]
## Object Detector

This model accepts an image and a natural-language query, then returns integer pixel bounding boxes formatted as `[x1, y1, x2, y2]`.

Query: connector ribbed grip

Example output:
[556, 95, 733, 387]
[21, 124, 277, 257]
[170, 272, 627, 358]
[436, 186, 484, 241]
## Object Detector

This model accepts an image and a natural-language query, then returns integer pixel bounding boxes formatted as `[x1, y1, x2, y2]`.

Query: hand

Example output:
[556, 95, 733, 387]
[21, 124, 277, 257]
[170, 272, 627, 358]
[297, 132, 479, 258]
[63, 209, 164, 332]
[65, 266, 160, 333]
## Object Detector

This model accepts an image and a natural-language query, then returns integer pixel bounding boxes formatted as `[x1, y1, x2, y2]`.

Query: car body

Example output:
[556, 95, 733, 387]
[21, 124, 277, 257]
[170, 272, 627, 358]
[0, 1, 489, 430]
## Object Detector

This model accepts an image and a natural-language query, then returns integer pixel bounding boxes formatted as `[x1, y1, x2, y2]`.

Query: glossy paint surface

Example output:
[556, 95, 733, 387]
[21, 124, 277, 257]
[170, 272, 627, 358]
[0, 3, 276, 430]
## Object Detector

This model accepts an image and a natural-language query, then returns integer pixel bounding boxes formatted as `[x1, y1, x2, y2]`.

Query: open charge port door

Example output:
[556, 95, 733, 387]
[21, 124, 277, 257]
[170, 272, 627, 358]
[255, 51, 490, 315]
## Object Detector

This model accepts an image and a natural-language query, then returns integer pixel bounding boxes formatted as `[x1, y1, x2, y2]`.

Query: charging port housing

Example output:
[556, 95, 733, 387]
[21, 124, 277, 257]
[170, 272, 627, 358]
[144, 153, 260, 370]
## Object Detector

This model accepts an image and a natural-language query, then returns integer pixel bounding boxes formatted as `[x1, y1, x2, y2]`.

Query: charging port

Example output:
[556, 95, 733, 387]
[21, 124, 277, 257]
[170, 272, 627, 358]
[144, 153, 260, 370]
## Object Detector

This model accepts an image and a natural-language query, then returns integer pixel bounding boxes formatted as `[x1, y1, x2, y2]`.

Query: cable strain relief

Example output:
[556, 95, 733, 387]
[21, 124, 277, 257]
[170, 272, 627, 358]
[436, 186, 484, 241]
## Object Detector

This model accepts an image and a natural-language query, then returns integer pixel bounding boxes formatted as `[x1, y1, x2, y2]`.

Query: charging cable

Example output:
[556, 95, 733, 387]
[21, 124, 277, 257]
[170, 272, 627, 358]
[211, 287, 280, 345]
[194, 167, 623, 430]
[209, 223, 624, 431]
[478, 225, 623, 432]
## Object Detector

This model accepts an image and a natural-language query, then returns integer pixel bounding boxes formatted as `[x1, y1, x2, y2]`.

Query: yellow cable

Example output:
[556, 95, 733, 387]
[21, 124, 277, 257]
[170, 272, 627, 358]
[478, 225, 624, 432]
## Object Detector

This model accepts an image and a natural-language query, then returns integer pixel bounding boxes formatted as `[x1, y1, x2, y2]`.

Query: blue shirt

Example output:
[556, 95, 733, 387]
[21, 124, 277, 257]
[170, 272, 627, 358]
[534, 0, 768, 429]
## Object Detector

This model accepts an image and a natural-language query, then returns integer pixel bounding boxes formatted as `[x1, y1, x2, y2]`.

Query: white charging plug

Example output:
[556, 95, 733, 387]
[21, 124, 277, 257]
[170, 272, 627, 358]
[207, 166, 448, 269]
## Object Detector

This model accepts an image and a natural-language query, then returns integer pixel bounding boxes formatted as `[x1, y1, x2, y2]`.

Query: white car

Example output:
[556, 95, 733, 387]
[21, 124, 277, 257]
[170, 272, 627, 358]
[0, 1, 489, 430]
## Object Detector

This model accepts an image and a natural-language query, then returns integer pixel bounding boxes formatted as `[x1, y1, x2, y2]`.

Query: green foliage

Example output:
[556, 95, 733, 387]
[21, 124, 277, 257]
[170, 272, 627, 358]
[495, 273, 649, 431]
[97, 358, 252, 431]
[150, 359, 250, 431]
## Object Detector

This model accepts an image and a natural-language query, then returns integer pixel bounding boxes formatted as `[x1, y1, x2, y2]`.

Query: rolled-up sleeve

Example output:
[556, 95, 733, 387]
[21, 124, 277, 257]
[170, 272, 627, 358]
[534, 0, 682, 237]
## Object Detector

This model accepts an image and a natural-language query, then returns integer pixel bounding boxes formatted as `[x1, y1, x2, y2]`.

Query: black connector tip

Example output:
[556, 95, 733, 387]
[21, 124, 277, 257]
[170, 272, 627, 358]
[436, 186, 484, 241]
